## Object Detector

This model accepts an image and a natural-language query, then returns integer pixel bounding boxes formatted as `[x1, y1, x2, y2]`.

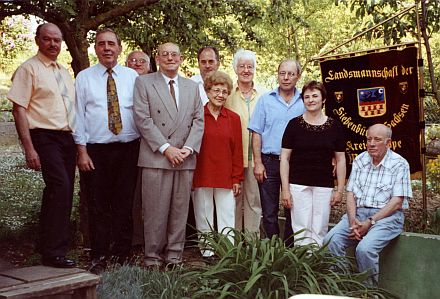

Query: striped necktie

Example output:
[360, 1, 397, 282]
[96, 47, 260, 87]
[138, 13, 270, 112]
[169, 79, 177, 108]
[107, 68, 123, 135]
[52, 63, 75, 131]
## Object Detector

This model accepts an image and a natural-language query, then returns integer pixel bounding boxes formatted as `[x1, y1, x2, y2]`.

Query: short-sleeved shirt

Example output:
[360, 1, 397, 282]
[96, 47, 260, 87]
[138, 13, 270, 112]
[248, 87, 304, 155]
[7, 52, 75, 131]
[282, 116, 345, 187]
[347, 149, 412, 209]
[193, 105, 244, 189]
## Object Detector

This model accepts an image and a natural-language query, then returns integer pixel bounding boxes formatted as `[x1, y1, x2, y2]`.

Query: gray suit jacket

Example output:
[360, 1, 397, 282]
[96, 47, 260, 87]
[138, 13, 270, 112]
[133, 71, 204, 170]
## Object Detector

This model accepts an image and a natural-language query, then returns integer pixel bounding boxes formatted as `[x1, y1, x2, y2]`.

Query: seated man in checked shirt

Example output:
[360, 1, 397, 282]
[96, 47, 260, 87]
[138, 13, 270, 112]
[324, 123, 412, 285]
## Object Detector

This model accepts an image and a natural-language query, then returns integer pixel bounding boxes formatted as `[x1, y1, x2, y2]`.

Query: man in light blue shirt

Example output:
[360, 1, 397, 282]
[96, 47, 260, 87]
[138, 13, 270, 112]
[73, 28, 139, 273]
[248, 59, 304, 241]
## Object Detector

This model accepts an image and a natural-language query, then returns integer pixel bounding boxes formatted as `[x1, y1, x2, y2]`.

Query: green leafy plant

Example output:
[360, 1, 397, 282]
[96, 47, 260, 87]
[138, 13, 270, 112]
[182, 229, 396, 299]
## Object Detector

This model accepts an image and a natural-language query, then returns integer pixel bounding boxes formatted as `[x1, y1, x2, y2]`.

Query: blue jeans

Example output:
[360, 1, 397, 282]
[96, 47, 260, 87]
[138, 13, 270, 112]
[323, 208, 404, 285]
[258, 154, 293, 240]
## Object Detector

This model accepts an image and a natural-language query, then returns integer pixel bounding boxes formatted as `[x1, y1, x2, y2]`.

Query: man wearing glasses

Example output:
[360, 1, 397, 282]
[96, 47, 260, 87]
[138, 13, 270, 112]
[126, 51, 150, 75]
[125, 50, 150, 252]
[248, 59, 304, 241]
[133, 42, 204, 268]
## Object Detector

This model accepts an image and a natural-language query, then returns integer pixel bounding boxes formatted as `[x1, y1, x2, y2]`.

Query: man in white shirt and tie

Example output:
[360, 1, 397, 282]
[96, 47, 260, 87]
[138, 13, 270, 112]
[73, 28, 139, 273]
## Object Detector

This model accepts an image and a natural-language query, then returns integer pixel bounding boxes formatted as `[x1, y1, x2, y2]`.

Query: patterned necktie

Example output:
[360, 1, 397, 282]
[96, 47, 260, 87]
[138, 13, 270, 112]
[52, 63, 75, 130]
[169, 79, 177, 108]
[107, 68, 122, 135]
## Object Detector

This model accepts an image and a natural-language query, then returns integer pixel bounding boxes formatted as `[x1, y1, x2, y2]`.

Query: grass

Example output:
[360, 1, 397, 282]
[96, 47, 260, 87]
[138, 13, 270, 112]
[0, 146, 43, 240]
[0, 145, 82, 266]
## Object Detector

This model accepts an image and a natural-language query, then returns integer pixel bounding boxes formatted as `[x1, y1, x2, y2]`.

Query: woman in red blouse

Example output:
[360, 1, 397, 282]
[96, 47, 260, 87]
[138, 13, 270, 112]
[192, 71, 244, 257]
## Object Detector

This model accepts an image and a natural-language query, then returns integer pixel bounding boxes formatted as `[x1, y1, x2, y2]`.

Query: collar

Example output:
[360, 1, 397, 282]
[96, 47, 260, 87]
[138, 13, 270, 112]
[161, 72, 179, 85]
[98, 63, 121, 77]
[204, 104, 227, 118]
[366, 149, 392, 169]
[37, 51, 57, 68]
[234, 82, 256, 92]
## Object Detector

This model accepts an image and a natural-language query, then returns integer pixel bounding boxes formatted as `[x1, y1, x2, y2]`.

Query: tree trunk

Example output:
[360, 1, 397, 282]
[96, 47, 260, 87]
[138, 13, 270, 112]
[421, 0, 440, 106]
[62, 26, 90, 77]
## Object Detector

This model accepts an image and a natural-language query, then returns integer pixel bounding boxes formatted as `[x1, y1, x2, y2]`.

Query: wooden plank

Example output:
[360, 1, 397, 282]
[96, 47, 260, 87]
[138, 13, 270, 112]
[0, 277, 23, 290]
[0, 267, 84, 283]
[0, 272, 100, 299]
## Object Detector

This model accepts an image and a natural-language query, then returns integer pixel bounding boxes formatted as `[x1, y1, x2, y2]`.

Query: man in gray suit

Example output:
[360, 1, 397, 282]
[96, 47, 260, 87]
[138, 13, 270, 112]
[133, 42, 204, 267]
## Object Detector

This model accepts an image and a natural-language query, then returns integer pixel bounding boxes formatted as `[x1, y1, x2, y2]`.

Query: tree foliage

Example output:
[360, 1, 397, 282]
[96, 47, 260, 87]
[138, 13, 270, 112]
[0, 0, 161, 75]
[108, 0, 263, 71]
[0, 16, 33, 60]
[337, 0, 440, 44]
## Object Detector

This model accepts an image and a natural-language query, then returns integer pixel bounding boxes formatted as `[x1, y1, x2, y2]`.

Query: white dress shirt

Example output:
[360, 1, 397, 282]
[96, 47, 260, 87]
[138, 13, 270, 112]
[161, 73, 180, 107]
[73, 63, 140, 145]
[190, 74, 209, 105]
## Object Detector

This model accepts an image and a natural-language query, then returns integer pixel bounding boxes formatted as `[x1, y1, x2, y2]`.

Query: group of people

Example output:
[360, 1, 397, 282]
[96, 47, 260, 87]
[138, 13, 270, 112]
[8, 22, 412, 285]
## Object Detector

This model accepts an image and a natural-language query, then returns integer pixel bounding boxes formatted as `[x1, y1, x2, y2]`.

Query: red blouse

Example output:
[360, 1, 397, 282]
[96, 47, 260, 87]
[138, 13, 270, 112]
[193, 105, 244, 189]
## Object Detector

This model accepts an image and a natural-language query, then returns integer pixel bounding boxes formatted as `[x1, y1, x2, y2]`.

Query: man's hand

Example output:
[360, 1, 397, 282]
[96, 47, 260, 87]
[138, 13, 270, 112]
[25, 148, 41, 170]
[349, 218, 371, 240]
[232, 183, 241, 197]
[77, 151, 95, 172]
[164, 146, 185, 167]
[281, 190, 292, 209]
[348, 219, 361, 240]
[253, 161, 266, 183]
[180, 147, 192, 159]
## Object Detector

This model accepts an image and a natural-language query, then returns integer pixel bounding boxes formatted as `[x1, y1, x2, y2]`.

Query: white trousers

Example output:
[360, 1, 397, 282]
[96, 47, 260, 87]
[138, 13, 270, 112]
[193, 187, 235, 256]
[289, 184, 333, 246]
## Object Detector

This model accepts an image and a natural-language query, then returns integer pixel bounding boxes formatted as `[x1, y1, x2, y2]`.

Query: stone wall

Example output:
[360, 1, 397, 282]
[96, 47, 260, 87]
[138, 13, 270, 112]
[0, 122, 18, 146]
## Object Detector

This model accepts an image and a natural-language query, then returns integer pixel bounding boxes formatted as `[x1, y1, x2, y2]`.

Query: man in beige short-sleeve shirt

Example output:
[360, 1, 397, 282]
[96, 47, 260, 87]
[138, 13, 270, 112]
[8, 23, 77, 268]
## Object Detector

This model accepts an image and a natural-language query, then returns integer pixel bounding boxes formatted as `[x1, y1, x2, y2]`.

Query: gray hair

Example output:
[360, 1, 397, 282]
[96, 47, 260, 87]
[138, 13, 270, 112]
[232, 49, 257, 73]
[278, 59, 302, 76]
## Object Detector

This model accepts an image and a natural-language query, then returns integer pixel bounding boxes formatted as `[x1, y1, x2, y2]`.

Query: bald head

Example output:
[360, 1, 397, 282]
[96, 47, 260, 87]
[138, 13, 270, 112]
[156, 42, 183, 77]
[35, 23, 63, 61]
[366, 124, 392, 165]
[368, 124, 392, 139]
[126, 51, 150, 75]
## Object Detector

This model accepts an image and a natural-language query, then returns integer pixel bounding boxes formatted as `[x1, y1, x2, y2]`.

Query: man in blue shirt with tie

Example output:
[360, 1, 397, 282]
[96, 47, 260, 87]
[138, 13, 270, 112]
[248, 59, 305, 241]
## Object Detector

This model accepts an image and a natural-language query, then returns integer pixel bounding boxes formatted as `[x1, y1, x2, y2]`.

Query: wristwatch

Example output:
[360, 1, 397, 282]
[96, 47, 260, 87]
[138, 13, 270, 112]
[368, 217, 376, 226]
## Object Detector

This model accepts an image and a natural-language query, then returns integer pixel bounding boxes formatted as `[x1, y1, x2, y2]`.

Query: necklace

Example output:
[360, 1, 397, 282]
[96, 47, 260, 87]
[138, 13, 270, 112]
[239, 85, 253, 95]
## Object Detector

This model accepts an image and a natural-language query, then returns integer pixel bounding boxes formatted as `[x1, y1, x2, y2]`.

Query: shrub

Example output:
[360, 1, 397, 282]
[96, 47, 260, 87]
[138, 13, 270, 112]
[182, 230, 396, 299]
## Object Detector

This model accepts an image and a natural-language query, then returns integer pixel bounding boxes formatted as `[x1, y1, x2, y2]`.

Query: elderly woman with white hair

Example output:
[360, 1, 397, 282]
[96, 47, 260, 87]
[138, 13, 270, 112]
[225, 49, 268, 237]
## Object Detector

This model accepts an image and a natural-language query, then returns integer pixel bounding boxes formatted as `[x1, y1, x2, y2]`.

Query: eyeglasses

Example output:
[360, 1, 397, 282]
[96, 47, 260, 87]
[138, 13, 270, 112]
[238, 64, 254, 71]
[160, 51, 180, 58]
[127, 58, 148, 64]
[278, 71, 297, 78]
[210, 88, 229, 96]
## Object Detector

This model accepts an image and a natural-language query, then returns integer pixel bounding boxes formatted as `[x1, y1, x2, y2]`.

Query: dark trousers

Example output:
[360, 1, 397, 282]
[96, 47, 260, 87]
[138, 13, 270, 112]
[30, 129, 76, 259]
[259, 154, 293, 243]
[81, 139, 139, 259]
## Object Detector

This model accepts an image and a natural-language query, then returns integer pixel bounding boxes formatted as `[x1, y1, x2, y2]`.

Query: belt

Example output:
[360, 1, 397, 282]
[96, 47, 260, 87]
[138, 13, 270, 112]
[262, 153, 280, 160]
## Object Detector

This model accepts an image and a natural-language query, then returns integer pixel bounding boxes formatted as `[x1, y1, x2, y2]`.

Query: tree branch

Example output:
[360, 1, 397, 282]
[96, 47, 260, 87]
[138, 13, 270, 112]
[84, 0, 160, 30]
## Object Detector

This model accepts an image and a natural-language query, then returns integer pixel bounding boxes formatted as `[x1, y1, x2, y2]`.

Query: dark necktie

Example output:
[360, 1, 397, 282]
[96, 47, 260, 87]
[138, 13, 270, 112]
[107, 69, 122, 135]
[169, 79, 177, 108]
